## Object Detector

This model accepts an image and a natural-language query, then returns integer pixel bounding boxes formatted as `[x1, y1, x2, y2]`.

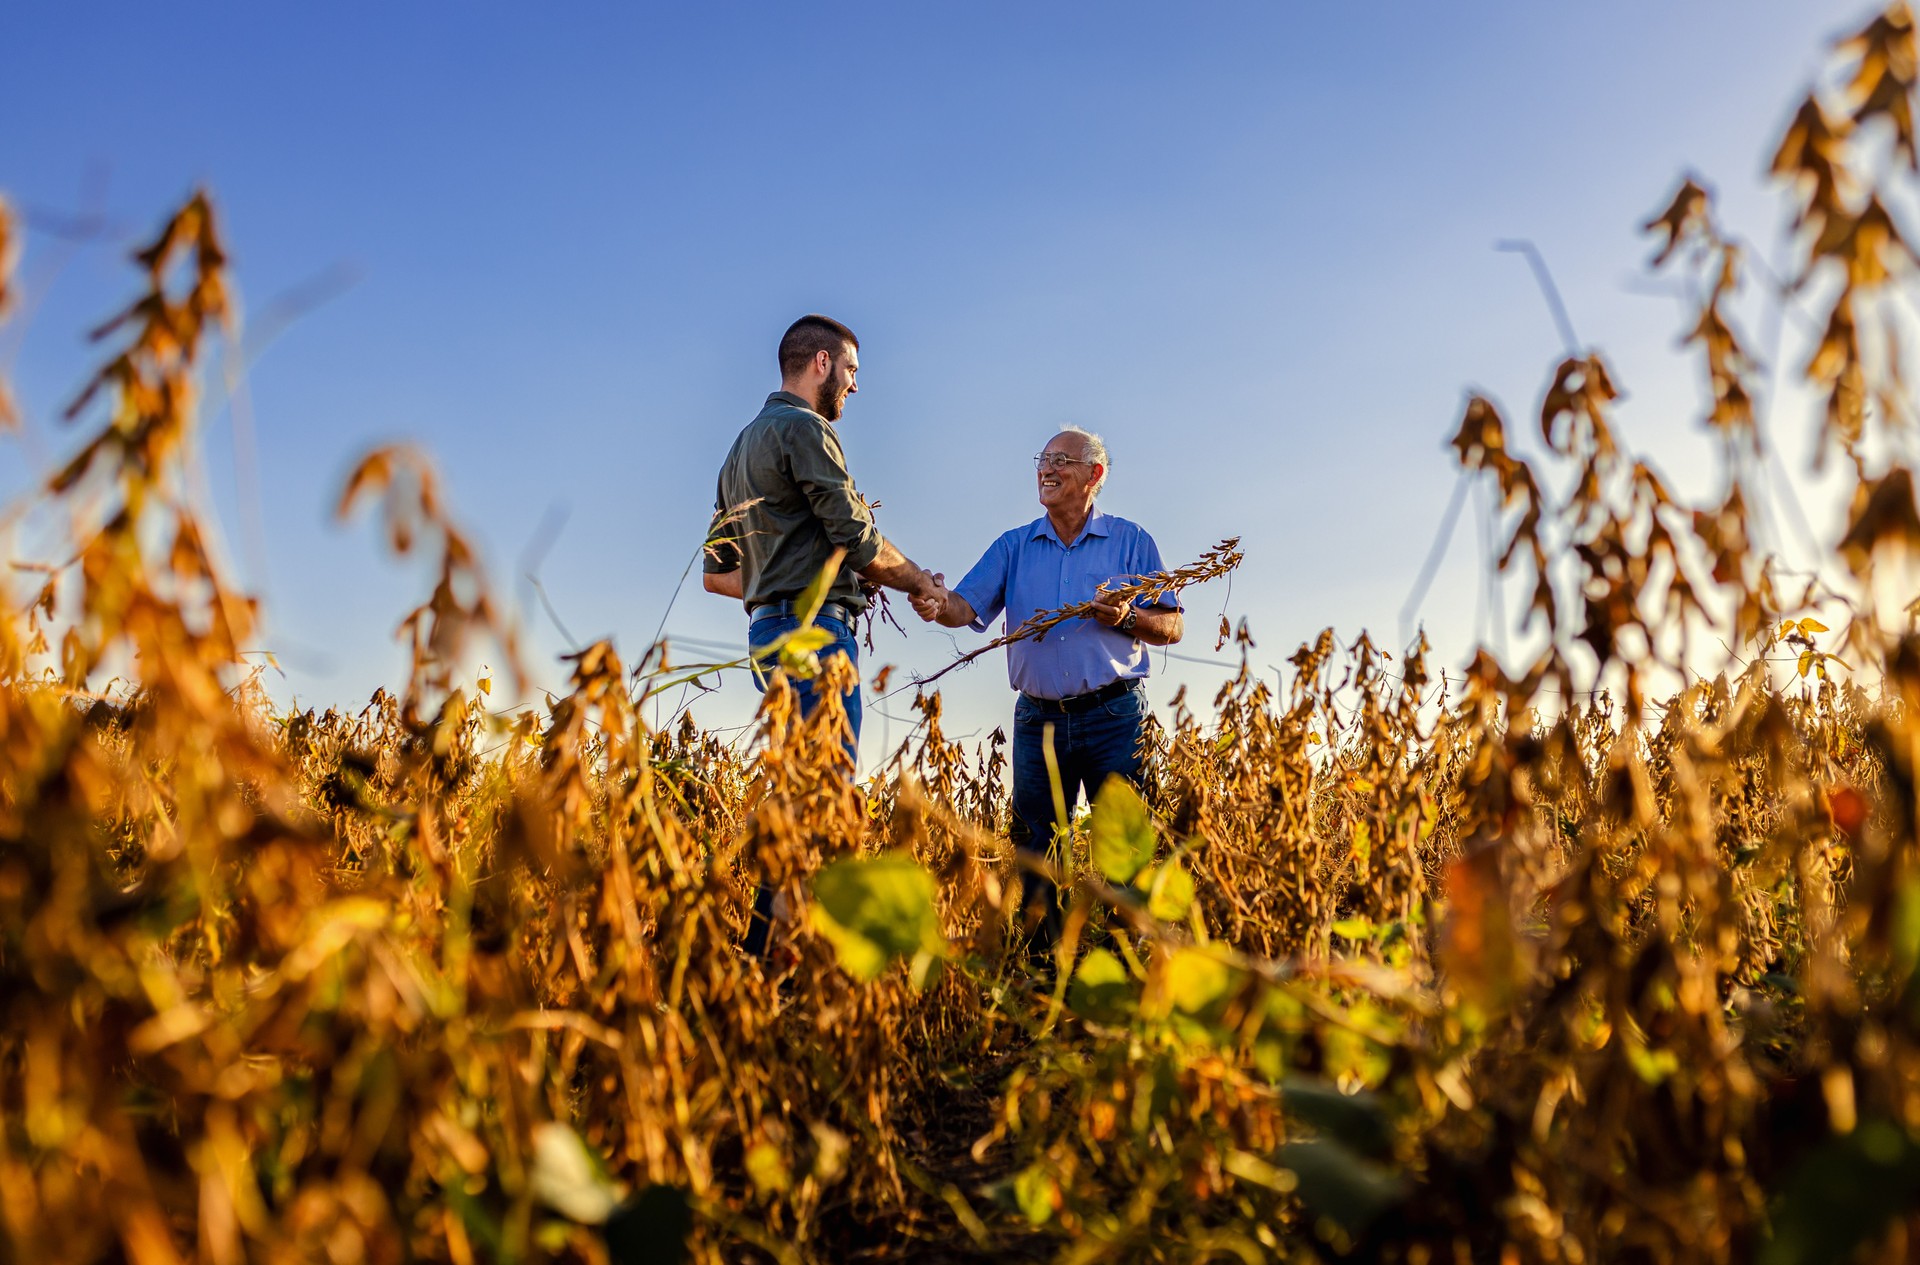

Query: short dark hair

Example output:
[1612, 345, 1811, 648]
[778, 314, 858, 378]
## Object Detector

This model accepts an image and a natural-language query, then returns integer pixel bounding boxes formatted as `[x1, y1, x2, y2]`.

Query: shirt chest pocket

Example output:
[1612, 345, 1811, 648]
[1062, 546, 1122, 603]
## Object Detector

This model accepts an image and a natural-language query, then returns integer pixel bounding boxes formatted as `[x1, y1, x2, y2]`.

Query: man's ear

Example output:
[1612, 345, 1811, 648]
[813, 349, 833, 377]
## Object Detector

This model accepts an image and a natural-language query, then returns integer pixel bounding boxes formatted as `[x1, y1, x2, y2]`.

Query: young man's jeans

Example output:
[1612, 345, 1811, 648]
[1008, 680, 1148, 957]
[740, 610, 861, 958]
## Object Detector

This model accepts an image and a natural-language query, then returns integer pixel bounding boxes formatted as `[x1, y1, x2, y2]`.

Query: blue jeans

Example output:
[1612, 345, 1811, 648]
[1009, 681, 1148, 956]
[742, 611, 861, 957]
[745, 611, 863, 751]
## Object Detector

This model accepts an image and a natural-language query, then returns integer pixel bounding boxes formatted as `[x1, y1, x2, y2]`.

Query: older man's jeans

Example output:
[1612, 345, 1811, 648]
[741, 611, 861, 958]
[1008, 681, 1147, 958]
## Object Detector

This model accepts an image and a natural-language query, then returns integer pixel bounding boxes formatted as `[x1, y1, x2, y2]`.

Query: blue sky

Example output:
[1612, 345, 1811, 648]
[2, 2, 1865, 762]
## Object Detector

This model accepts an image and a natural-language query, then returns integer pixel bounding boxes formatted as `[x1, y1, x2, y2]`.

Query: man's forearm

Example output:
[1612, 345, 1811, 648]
[1133, 607, 1183, 647]
[937, 593, 978, 629]
[704, 570, 745, 600]
[858, 538, 934, 597]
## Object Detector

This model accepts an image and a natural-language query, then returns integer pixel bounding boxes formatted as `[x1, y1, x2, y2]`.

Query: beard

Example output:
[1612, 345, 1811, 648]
[815, 371, 849, 421]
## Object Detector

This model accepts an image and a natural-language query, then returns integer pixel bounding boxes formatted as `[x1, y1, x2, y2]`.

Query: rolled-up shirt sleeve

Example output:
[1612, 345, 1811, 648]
[785, 418, 883, 571]
[954, 535, 1012, 633]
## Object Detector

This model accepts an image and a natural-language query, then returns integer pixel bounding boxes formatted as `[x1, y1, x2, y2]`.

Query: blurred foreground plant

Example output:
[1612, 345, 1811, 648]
[12, 9, 1920, 1264]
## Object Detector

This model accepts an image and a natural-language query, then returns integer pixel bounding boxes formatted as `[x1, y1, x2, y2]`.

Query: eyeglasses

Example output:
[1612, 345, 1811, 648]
[1034, 452, 1094, 470]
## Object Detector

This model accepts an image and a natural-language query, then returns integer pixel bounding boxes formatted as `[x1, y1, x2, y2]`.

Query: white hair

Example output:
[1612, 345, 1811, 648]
[1058, 426, 1110, 494]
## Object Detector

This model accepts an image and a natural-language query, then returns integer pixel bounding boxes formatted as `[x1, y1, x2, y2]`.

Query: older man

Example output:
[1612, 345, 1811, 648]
[705, 314, 941, 956]
[917, 427, 1182, 956]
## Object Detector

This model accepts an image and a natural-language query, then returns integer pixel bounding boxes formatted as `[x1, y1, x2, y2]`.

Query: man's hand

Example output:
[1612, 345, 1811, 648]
[1089, 591, 1128, 627]
[1087, 590, 1184, 645]
[910, 572, 948, 622]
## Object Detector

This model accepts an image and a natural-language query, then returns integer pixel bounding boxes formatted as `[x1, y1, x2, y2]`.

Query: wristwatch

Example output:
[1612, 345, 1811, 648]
[1119, 608, 1139, 635]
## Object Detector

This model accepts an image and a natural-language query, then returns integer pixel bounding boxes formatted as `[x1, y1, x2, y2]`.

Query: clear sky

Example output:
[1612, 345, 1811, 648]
[2, 2, 1868, 765]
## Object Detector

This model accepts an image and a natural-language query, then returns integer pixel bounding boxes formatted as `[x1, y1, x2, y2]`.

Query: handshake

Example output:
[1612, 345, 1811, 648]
[909, 571, 951, 624]
[900, 570, 1131, 630]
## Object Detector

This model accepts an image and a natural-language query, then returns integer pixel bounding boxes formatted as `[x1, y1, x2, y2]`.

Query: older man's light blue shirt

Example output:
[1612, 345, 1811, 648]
[953, 511, 1180, 701]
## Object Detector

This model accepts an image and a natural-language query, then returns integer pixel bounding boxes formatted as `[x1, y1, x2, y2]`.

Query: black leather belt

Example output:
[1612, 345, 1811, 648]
[1021, 679, 1139, 715]
[749, 599, 859, 627]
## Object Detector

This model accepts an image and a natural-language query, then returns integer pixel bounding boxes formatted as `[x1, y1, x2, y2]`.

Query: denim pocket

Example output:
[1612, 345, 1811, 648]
[748, 613, 800, 650]
[1102, 686, 1147, 719]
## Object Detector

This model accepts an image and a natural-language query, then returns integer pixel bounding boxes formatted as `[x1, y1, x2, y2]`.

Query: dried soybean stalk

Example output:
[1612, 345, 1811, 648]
[912, 537, 1243, 690]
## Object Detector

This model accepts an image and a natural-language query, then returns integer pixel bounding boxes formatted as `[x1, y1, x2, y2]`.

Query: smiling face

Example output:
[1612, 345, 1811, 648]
[1036, 430, 1102, 516]
[813, 344, 859, 422]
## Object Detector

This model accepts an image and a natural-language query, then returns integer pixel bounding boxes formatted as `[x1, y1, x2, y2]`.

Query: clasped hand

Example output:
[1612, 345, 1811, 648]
[910, 572, 948, 622]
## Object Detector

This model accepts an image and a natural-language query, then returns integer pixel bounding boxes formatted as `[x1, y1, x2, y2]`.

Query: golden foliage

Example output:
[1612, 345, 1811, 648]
[12, 8, 1920, 1263]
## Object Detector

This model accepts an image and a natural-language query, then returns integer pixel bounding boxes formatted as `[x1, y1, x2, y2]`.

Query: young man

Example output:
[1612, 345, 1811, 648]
[703, 314, 940, 954]
[914, 428, 1183, 956]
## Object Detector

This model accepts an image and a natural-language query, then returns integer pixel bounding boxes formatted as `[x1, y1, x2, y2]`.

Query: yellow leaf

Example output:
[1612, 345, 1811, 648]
[746, 1142, 791, 1195]
[795, 547, 848, 627]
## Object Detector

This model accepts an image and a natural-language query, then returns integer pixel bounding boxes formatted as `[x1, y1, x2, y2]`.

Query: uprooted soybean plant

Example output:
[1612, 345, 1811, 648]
[10, 7, 1920, 1263]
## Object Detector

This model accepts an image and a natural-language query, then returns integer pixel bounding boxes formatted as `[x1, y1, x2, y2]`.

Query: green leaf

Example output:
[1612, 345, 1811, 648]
[1069, 947, 1135, 1020]
[810, 853, 944, 981]
[1253, 1033, 1287, 1084]
[1623, 1039, 1680, 1085]
[1281, 1076, 1393, 1160]
[1077, 946, 1129, 986]
[530, 1122, 626, 1224]
[1275, 1140, 1407, 1238]
[1762, 1117, 1920, 1265]
[776, 625, 834, 675]
[1013, 1163, 1059, 1226]
[1090, 776, 1155, 883]
[1143, 861, 1195, 923]
[909, 949, 943, 991]
[1167, 946, 1240, 1016]
[794, 546, 847, 627]
[602, 1184, 693, 1265]
[1330, 917, 1373, 941]
[1895, 877, 1920, 976]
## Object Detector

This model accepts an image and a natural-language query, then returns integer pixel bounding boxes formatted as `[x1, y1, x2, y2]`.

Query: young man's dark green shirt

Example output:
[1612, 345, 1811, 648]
[703, 390, 882, 613]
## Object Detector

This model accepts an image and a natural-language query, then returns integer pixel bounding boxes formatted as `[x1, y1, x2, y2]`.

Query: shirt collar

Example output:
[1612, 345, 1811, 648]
[1031, 509, 1111, 546]
[766, 390, 817, 414]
